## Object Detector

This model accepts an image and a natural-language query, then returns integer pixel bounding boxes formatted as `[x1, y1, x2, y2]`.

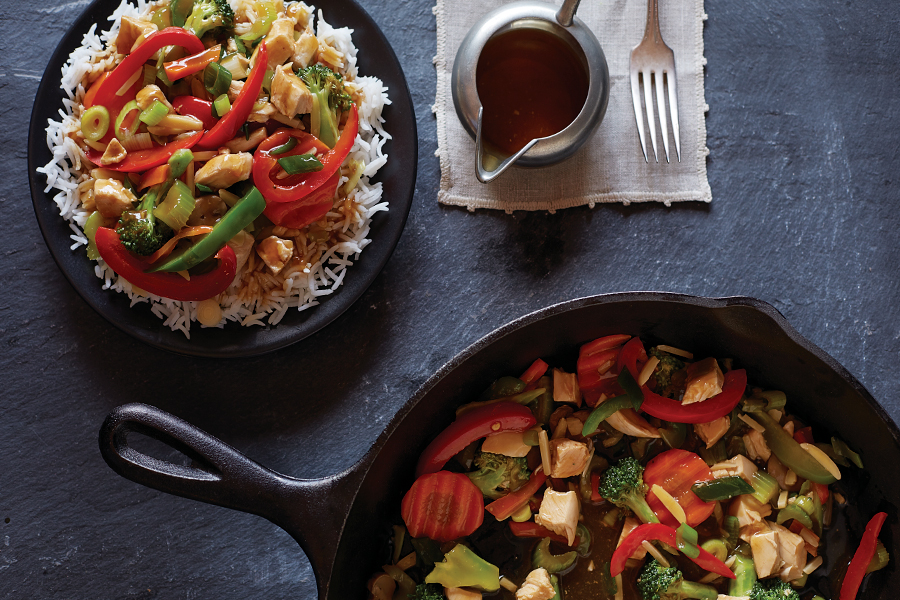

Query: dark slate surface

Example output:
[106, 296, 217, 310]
[3, 0, 899, 598]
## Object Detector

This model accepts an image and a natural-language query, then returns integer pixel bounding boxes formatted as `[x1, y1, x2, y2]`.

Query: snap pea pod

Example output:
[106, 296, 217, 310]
[150, 186, 265, 273]
[746, 409, 838, 484]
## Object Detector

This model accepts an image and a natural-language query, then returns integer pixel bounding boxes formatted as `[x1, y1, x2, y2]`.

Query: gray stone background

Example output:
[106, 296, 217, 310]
[1, 0, 898, 597]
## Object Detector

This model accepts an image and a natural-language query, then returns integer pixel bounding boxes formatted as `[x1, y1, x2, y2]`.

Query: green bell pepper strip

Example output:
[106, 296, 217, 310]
[150, 186, 266, 273]
[532, 537, 577, 574]
[169, 0, 193, 27]
[618, 365, 644, 409]
[746, 409, 838, 484]
[690, 476, 754, 502]
[582, 395, 633, 436]
[95, 226, 237, 301]
[424, 544, 500, 592]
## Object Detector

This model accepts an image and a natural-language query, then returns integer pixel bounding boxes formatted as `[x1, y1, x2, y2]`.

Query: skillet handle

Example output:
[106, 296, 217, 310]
[99, 403, 357, 599]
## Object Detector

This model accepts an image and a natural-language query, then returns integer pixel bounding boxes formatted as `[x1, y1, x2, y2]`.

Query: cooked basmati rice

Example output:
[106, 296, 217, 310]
[37, 0, 391, 338]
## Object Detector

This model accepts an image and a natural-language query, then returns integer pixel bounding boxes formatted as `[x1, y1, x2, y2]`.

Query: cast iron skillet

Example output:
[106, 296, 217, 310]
[99, 293, 899, 598]
[28, 0, 416, 358]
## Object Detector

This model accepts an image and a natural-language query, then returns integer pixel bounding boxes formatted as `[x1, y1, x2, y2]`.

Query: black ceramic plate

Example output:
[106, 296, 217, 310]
[27, 0, 416, 358]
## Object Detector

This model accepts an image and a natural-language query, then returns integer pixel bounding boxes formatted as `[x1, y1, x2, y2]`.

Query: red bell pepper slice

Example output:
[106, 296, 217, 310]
[262, 170, 339, 228]
[95, 227, 236, 301]
[643, 449, 716, 527]
[90, 27, 205, 121]
[521, 358, 549, 390]
[640, 369, 747, 424]
[508, 521, 575, 546]
[252, 103, 359, 204]
[172, 96, 219, 130]
[579, 334, 632, 359]
[611, 523, 736, 579]
[616, 335, 647, 379]
[793, 426, 814, 444]
[416, 401, 536, 478]
[485, 468, 548, 521]
[87, 130, 203, 173]
[196, 42, 268, 150]
[401, 471, 484, 542]
[164, 44, 221, 81]
[840, 511, 888, 600]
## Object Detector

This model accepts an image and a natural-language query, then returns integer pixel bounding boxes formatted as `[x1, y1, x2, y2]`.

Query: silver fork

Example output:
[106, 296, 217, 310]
[630, 0, 680, 163]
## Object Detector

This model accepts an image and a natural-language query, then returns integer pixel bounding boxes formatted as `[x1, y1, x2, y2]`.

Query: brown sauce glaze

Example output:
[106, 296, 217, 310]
[475, 27, 589, 157]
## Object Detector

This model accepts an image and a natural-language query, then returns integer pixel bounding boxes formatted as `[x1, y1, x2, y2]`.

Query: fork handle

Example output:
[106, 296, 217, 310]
[642, 0, 663, 43]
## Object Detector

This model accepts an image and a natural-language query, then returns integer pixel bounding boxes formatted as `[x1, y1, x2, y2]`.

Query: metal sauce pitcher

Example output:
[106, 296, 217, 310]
[451, 0, 610, 183]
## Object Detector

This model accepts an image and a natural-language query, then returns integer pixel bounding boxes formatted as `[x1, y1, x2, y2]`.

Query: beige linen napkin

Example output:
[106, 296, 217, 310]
[434, 0, 712, 211]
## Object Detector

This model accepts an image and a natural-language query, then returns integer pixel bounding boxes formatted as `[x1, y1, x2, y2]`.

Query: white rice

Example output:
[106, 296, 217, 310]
[37, 0, 391, 339]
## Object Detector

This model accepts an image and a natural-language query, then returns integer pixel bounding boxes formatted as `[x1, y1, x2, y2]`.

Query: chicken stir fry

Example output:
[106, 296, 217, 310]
[43, 0, 389, 334]
[368, 335, 888, 600]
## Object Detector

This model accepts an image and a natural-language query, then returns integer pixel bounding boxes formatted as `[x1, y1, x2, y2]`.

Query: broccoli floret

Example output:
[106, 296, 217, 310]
[636, 558, 718, 600]
[185, 0, 234, 38]
[597, 457, 659, 524]
[466, 451, 531, 500]
[116, 187, 173, 256]
[649, 348, 686, 398]
[409, 583, 445, 600]
[297, 63, 352, 148]
[748, 579, 801, 600]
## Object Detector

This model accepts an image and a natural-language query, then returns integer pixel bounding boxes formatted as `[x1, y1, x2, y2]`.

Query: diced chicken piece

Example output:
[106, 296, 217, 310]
[367, 573, 396, 600]
[616, 517, 648, 560]
[772, 522, 807, 581]
[606, 408, 660, 438]
[749, 522, 807, 581]
[224, 127, 269, 153]
[694, 416, 730, 449]
[552, 368, 581, 406]
[194, 153, 253, 189]
[262, 17, 297, 68]
[247, 100, 277, 123]
[292, 28, 319, 68]
[270, 65, 315, 117]
[750, 528, 780, 578]
[256, 236, 295, 275]
[535, 490, 579, 546]
[136, 84, 173, 112]
[93, 178, 137, 218]
[548, 438, 590, 478]
[227, 229, 255, 282]
[99, 138, 127, 166]
[481, 431, 531, 457]
[682, 357, 725, 405]
[445, 587, 482, 600]
[187, 195, 228, 227]
[515, 568, 555, 600]
[285, 2, 311, 28]
[116, 15, 157, 54]
[739, 520, 772, 544]
[711, 454, 758, 483]
[743, 428, 772, 462]
[729, 494, 772, 528]
[227, 79, 244, 103]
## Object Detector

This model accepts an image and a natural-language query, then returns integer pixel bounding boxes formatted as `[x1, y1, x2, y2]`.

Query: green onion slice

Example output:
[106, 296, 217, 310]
[139, 99, 170, 126]
[277, 154, 324, 175]
[212, 93, 231, 118]
[690, 476, 754, 502]
[81, 105, 110, 142]
[114, 100, 142, 142]
[155, 180, 196, 231]
[203, 62, 232, 98]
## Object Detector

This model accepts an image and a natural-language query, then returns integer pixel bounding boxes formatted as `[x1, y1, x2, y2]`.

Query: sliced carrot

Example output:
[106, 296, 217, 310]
[400, 471, 484, 543]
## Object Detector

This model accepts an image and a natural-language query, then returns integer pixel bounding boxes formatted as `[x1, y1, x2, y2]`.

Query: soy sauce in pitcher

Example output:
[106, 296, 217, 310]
[475, 26, 589, 157]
